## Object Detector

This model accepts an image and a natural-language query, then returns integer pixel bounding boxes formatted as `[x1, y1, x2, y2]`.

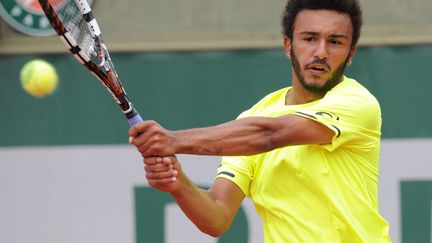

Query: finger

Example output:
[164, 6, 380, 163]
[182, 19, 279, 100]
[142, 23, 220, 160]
[148, 177, 177, 185]
[140, 141, 167, 157]
[162, 157, 173, 166]
[135, 131, 163, 156]
[144, 163, 171, 173]
[146, 170, 178, 180]
[136, 125, 173, 157]
[143, 157, 162, 165]
[129, 120, 160, 143]
[165, 156, 181, 171]
[128, 123, 142, 139]
[128, 120, 150, 137]
[139, 141, 158, 157]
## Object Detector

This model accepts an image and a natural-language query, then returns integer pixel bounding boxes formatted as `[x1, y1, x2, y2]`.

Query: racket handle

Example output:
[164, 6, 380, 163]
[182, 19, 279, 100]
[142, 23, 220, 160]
[127, 113, 143, 126]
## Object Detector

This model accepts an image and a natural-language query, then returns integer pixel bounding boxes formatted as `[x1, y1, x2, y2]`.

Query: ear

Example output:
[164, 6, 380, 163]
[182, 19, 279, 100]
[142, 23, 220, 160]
[347, 46, 357, 65]
[283, 36, 292, 59]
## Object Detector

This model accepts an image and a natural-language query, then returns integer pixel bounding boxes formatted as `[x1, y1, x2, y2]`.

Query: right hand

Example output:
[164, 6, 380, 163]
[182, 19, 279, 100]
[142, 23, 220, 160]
[129, 120, 178, 157]
[144, 156, 182, 193]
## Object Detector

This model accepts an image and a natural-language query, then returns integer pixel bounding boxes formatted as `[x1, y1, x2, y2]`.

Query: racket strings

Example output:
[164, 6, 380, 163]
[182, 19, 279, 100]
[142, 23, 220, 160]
[50, 0, 100, 65]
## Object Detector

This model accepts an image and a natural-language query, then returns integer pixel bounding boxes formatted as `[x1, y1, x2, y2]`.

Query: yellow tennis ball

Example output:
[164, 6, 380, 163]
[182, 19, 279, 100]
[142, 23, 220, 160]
[20, 59, 59, 98]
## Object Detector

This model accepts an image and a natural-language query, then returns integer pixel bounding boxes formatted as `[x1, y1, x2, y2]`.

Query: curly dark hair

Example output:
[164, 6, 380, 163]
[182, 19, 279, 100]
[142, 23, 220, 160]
[282, 0, 363, 47]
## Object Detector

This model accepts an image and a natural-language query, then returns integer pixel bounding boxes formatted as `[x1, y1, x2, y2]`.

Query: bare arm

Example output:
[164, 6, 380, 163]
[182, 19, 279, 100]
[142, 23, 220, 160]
[144, 156, 244, 237]
[172, 177, 244, 236]
[129, 114, 334, 157]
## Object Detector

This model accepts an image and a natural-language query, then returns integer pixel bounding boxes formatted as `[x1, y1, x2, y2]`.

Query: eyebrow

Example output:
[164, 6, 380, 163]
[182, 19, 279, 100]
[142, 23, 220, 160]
[299, 31, 348, 39]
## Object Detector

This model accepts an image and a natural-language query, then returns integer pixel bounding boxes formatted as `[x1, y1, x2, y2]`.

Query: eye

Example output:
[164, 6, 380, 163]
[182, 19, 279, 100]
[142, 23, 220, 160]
[330, 39, 342, 45]
[304, 37, 316, 42]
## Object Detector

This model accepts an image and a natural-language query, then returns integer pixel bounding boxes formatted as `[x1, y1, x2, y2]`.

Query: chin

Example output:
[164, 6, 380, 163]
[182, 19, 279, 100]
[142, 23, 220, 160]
[302, 78, 333, 93]
[306, 77, 327, 87]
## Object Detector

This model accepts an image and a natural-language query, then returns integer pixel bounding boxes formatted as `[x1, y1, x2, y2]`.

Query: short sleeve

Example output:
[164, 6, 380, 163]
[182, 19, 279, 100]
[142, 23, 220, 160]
[216, 155, 256, 197]
[293, 86, 382, 153]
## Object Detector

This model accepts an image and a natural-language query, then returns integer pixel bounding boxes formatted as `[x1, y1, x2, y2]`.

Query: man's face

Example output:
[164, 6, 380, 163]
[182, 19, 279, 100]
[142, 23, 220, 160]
[284, 10, 355, 93]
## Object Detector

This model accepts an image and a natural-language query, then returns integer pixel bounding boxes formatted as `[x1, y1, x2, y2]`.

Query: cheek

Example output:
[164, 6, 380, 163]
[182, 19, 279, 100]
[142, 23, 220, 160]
[329, 50, 352, 67]
[291, 47, 309, 66]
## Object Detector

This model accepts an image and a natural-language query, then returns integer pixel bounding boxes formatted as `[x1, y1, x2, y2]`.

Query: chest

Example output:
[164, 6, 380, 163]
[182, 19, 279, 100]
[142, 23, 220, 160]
[249, 145, 331, 199]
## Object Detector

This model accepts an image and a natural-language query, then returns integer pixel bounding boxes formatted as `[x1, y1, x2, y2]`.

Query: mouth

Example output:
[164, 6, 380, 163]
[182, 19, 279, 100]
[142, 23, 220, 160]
[306, 64, 330, 74]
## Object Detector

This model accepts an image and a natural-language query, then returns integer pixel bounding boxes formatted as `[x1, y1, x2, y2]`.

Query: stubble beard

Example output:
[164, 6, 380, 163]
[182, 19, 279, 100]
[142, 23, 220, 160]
[290, 46, 350, 94]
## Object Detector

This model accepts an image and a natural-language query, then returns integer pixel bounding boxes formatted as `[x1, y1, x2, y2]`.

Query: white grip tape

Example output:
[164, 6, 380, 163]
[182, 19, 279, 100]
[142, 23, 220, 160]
[75, 0, 91, 14]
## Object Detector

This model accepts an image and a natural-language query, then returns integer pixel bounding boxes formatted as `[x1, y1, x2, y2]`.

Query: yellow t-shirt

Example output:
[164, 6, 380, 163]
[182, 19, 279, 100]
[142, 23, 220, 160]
[216, 77, 391, 243]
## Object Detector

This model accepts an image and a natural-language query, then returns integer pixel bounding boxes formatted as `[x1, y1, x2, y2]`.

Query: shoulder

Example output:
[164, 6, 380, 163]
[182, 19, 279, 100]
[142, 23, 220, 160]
[316, 77, 382, 131]
[323, 77, 381, 114]
[238, 87, 291, 119]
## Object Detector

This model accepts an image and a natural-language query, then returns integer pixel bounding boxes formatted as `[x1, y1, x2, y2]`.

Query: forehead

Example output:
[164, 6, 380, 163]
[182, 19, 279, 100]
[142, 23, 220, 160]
[294, 9, 353, 38]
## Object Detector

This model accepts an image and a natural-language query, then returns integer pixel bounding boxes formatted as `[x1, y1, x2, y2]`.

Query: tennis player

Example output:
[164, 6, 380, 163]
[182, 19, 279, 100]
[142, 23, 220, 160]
[129, 0, 392, 242]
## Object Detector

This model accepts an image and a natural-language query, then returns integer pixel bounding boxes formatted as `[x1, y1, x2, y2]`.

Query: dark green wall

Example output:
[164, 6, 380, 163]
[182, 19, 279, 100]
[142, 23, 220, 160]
[1, 45, 431, 146]
[401, 180, 432, 243]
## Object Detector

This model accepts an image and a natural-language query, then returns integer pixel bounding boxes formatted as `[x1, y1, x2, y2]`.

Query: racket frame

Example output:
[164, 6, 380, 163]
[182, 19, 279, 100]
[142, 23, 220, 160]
[38, 0, 143, 126]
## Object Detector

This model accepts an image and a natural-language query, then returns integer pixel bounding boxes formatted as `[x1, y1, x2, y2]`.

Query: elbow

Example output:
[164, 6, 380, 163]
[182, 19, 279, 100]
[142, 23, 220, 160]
[197, 222, 230, 238]
[200, 228, 227, 238]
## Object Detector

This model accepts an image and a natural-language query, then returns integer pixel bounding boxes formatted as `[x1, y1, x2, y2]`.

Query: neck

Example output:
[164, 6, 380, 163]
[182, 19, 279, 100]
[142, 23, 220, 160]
[285, 80, 326, 105]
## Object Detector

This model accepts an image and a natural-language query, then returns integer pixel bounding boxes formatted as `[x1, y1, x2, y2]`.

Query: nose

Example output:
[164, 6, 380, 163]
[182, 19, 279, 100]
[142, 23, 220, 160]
[314, 40, 328, 60]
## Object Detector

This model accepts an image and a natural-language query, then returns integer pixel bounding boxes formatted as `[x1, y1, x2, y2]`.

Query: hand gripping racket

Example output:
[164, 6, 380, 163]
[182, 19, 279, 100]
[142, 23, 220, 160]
[38, 0, 143, 126]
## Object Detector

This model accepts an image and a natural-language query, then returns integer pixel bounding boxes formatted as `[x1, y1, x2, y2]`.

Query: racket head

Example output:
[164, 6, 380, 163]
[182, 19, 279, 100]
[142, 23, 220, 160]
[37, 0, 142, 125]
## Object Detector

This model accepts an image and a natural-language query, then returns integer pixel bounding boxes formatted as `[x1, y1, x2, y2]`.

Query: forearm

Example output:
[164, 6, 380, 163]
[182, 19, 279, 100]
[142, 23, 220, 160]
[129, 114, 333, 157]
[171, 175, 232, 236]
[174, 116, 282, 156]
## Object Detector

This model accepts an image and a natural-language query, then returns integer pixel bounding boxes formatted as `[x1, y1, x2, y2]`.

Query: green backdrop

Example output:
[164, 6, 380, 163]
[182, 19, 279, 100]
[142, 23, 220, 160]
[0, 45, 431, 146]
[401, 180, 432, 243]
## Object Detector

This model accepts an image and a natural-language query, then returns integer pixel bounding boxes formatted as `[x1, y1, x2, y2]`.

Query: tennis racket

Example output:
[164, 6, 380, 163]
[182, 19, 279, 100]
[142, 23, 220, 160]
[38, 0, 142, 126]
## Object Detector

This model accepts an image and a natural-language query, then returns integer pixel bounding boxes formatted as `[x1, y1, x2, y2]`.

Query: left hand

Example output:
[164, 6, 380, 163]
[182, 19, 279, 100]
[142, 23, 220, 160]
[144, 156, 182, 193]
